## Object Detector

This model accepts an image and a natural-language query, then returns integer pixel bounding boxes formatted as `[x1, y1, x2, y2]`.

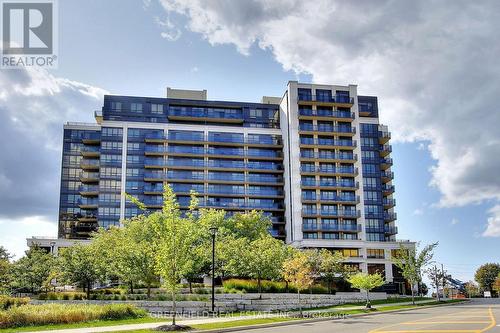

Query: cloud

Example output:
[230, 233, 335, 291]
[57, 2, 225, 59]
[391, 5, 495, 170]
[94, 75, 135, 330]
[0, 216, 58, 259]
[451, 218, 459, 226]
[158, 0, 500, 235]
[413, 209, 424, 216]
[0, 67, 106, 220]
[155, 16, 182, 41]
[483, 205, 500, 237]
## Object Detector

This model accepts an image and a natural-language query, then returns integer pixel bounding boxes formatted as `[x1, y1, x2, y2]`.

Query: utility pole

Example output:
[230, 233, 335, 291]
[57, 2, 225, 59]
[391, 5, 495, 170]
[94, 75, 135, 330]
[433, 265, 440, 301]
[441, 263, 446, 299]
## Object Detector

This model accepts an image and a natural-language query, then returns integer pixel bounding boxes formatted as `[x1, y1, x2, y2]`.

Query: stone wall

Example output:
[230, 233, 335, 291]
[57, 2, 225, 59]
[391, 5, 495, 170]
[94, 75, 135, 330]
[32, 292, 387, 314]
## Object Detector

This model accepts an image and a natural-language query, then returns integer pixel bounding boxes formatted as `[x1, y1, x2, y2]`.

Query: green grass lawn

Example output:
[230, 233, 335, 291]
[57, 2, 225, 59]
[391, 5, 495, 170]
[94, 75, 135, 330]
[0, 316, 168, 333]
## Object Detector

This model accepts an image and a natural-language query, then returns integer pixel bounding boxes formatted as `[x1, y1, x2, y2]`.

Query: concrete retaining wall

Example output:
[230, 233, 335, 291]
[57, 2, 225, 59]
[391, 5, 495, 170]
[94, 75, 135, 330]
[32, 292, 387, 313]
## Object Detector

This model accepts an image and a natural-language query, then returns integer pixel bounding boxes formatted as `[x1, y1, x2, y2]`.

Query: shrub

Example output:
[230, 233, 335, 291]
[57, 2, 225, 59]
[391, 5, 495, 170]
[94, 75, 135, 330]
[0, 303, 147, 328]
[223, 278, 328, 294]
[0, 296, 30, 310]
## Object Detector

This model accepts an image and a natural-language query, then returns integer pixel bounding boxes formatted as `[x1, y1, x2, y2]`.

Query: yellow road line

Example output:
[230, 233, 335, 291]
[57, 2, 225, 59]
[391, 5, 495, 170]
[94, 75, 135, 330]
[477, 308, 496, 333]
[369, 307, 496, 333]
[377, 330, 479, 333]
[402, 321, 491, 325]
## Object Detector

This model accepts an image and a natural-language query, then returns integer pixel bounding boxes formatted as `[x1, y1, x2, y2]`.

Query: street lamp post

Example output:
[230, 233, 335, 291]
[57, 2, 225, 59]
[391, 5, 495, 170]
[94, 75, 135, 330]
[209, 227, 218, 313]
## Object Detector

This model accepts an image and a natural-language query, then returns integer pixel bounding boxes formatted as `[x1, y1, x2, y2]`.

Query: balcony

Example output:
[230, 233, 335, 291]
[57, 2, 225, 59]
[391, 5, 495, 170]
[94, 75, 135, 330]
[81, 132, 100, 144]
[380, 144, 392, 157]
[303, 223, 362, 232]
[301, 166, 358, 175]
[384, 226, 398, 235]
[77, 215, 97, 222]
[300, 138, 357, 149]
[145, 132, 168, 143]
[79, 185, 99, 196]
[301, 180, 359, 189]
[80, 146, 100, 157]
[297, 94, 355, 106]
[381, 171, 394, 183]
[380, 157, 393, 170]
[80, 172, 99, 183]
[78, 198, 98, 209]
[318, 195, 360, 204]
[384, 212, 398, 221]
[298, 108, 355, 120]
[143, 184, 164, 194]
[167, 107, 244, 124]
[302, 208, 361, 218]
[383, 198, 396, 208]
[378, 126, 391, 144]
[299, 124, 356, 135]
[382, 184, 395, 194]
[300, 152, 357, 162]
[80, 159, 100, 170]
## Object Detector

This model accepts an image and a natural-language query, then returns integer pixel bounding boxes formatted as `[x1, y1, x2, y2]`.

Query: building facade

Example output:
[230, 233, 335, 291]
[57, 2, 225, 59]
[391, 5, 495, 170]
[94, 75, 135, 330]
[29, 82, 413, 293]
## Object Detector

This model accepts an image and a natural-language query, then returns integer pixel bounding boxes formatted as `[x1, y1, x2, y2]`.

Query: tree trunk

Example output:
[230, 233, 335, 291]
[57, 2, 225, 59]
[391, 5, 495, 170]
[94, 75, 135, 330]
[172, 290, 177, 326]
[285, 281, 289, 293]
[86, 281, 91, 300]
[147, 283, 151, 299]
[366, 290, 371, 309]
[129, 281, 134, 294]
[257, 277, 262, 299]
[411, 285, 415, 305]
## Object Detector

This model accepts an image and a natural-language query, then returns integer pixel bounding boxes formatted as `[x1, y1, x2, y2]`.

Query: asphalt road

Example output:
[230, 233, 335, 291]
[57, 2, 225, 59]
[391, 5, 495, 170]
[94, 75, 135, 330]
[244, 298, 500, 333]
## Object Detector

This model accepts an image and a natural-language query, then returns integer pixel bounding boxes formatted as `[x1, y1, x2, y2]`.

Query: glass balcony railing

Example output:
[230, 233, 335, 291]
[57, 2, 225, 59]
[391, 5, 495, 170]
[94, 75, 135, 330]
[301, 180, 358, 188]
[247, 175, 282, 183]
[169, 107, 243, 120]
[169, 146, 206, 154]
[208, 160, 245, 169]
[384, 212, 397, 221]
[298, 94, 354, 104]
[384, 226, 398, 234]
[247, 162, 282, 170]
[81, 146, 100, 153]
[82, 132, 101, 141]
[300, 151, 356, 161]
[80, 172, 99, 179]
[319, 195, 359, 203]
[382, 184, 395, 192]
[79, 185, 99, 193]
[302, 194, 317, 201]
[208, 174, 245, 181]
[382, 171, 394, 179]
[383, 198, 396, 206]
[300, 138, 356, 147]
[167, 159, 206, 167]
[143, 184, 164, 192]
[169, 133, 205, 142]
[207, 147, 245, 156]
[300, 166, 357, 174]
[298, 109, 354, 119]
[78, 198, 98, 206]
[207, 135, 244, 144]
[299, 124, 356, 134]
[80, 159, 100, 168]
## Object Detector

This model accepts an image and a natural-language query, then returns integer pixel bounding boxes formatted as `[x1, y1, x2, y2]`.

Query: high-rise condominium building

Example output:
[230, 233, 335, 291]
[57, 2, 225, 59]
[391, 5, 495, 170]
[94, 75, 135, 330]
[29, 81, 413, 293]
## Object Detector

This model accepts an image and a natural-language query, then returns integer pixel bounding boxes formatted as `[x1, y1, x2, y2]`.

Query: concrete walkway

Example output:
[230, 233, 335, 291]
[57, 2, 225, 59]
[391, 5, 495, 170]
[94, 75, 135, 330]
[21, 299, 441, 333]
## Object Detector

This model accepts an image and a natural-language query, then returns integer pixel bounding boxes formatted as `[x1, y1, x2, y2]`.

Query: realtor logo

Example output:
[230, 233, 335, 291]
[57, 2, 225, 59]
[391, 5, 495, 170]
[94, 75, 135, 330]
[1, 0, 58, 68]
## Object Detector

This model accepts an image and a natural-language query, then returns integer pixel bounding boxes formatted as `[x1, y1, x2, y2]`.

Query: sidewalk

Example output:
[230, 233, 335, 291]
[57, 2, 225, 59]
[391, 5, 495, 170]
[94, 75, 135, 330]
[21, 299, 440, 333]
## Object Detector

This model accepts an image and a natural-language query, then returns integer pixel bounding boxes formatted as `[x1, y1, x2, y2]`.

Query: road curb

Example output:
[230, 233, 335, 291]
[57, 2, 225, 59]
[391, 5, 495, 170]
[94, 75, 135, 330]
[191, 300, 469, 333]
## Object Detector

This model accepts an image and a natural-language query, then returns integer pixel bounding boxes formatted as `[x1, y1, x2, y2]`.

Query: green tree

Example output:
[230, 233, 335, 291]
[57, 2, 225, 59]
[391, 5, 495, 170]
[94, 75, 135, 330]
[145, 185, 198, 326]
[318, 249, 352, 294]
[347, 272, 385, 308]
[12, 246, 55, 293]
[474, 263, 500, 295]
[236, 236, 287, 297]
[282, 251, 314, 316]
[493, 273, 500, 294]
[0, 246, 13, 294]
[392, 242, 437, 304]
[92, 213, 159, 298]
[464, 280, 480, 298]
[58, 243, 105, 299]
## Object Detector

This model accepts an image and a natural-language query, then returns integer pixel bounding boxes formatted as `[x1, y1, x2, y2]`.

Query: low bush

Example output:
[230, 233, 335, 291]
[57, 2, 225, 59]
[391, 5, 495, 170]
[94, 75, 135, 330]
[0, 296, 30, 310]
[223, 278, 329, 294]
[37, 292, 87, 301]
[0, 303, 147, 328]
